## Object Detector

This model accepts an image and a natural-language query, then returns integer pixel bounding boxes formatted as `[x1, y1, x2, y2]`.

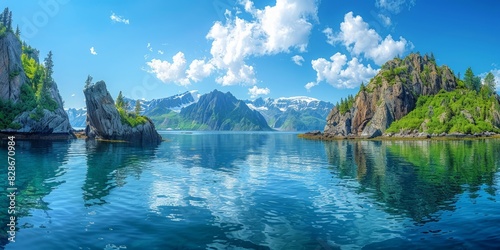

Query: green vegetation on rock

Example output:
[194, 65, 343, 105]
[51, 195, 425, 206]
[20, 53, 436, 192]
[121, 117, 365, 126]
[115, 91, 148, 127]
[386, 88, 500, 134]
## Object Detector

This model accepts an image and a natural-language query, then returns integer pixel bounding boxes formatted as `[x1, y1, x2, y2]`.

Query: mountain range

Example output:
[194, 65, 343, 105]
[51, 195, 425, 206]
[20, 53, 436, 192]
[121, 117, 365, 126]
[67, 90, 333, 131]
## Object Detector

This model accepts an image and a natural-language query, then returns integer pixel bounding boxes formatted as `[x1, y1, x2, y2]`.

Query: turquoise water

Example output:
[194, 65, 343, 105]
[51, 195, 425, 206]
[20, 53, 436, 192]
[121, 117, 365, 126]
[1, 132, 500, 249]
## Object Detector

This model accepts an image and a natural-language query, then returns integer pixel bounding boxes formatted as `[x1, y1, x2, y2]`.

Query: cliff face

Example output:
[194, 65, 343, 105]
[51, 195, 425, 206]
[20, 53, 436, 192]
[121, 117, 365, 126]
[0, 32, 25, 102]
[83, 81, 162, 144]
[324, 53, 458, 138]
[0, 32, 73, 137]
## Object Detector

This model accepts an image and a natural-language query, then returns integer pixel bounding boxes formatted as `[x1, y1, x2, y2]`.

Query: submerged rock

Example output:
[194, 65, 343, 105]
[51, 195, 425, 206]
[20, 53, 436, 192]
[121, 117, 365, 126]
[83, 81, 162, 144]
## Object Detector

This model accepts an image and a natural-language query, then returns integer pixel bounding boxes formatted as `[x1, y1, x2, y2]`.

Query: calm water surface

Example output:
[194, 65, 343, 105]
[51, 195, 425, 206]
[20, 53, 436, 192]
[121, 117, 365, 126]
[1, 132, 500, 249]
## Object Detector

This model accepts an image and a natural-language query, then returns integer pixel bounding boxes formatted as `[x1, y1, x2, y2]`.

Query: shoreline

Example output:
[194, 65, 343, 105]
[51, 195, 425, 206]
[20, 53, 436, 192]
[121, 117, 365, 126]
[0, 131, 76, 140]
[298, 131, 500, 141]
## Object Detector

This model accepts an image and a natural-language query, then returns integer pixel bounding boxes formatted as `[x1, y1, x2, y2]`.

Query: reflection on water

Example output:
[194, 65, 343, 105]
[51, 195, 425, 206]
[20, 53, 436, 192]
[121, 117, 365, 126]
[83, 141, 158, 206]
[0, 140, 70, 247]
[1, 134, 500, 249]
[324, 140, 499, 224]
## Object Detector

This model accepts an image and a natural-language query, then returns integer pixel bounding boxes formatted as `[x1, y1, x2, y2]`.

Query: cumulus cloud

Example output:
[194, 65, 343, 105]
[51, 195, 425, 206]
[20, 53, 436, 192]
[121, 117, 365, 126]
[292, 55, 304, 66]
[90, 47, 97, 55]
[308, 52, 378, 89]
[146, 52, 190, 86]
[248, 85, 271, 98]
[378, 14, 392, 26]
[146, 0, 318, 86]
[206, 0, 318, 85]
[376, 0, 415, 14]
[186, 59, 214, 82]
[110, 12, 130, 24]
[328, 12, 409, 65]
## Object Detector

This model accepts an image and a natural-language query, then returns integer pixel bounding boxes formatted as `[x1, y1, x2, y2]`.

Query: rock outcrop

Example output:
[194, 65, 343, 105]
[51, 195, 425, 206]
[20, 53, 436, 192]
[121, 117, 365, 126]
[324, 53, 458, 138]
[0, 32, 25, 102]
[0, 31, 74, 138]
[83, 81, 162, 144]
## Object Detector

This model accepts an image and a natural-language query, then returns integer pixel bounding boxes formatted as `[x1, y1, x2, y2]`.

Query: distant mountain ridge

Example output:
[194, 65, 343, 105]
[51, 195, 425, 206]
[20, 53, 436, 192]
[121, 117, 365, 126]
[67, 90, 333, 131]
[245, 96, 333, 131]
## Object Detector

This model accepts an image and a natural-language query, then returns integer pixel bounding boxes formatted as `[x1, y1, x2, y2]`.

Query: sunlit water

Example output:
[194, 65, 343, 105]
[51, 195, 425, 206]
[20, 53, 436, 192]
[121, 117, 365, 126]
[1, 132, 500, 249]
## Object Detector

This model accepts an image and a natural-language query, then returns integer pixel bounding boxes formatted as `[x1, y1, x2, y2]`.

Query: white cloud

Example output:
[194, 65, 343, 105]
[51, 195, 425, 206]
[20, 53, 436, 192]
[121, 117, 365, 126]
[205, 0, 318, 85]
[248, 86, 270, 98]
[309, 52, 378, 89]
[186, 59, 214, 82]
[147, 43, 153, 52]
[323, 27, 335, 46]
[330, 12, 409, 65]
[71, 93, 75, 97]
[145, 0, 318, 86]
[376, 0, 415, 14]
[305, 81, 318, 90]
[90, 47, 97, 55]
[292, 55, 304, 66]
[110, 12, 130, 24]
[158, 50, 164, 55]
[146, 52, 190, 86]
[378, 14, 392, 26]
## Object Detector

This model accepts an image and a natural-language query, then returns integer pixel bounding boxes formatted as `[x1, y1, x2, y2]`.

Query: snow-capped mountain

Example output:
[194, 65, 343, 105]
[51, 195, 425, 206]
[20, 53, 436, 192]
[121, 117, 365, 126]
[66, 91, 200, 128]
[124, 90, 200, 114]
[67, 91, 333, 131]
[65, 107, 87, 128]
[245, 96, 334, 131]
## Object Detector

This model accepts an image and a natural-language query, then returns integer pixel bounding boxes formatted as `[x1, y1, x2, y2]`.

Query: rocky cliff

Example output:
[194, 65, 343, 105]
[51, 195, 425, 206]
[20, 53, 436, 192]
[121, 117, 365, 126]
[324, 53, 458, 138]
[0, 31, 73, 138]
[83, 80, 162, 144]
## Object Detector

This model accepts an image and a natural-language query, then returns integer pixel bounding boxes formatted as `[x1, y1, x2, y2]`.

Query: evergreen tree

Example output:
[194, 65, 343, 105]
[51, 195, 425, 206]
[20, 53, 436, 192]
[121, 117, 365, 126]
[15, 25, 20, 37]
[484, 72, 497, 94]
[1, 8, 8, 27]
[134, 100, 141, 115]
[464, 67, 481, 92]
[7, 10, 12, 30]
[360, 82, 366, 92]
[116, 91, 126, 109]
[44, 51, 54, 87]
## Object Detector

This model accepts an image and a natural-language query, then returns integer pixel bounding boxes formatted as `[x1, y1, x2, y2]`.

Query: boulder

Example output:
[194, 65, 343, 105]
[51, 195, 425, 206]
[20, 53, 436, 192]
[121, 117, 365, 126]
[83, 81, 162, 144]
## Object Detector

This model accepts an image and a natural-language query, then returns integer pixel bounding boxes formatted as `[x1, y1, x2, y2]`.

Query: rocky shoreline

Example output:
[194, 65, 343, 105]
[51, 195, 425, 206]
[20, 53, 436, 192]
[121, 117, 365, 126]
[299, 130, 500, 140]
[0, 131, 76, 140]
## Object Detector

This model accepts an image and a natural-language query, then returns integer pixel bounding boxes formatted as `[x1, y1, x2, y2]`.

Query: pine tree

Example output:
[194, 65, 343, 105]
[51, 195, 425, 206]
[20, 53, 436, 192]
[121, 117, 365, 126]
[44, 51, 54, 87]
[134, 100, 141, 115]
[116, 91, 126, 110]
[2, 8, 8, 27]
[464, 67, 480, 92]
[484, 72, 496, 94]
[15, 25, 20, 37]
[7, 10, 12, 30]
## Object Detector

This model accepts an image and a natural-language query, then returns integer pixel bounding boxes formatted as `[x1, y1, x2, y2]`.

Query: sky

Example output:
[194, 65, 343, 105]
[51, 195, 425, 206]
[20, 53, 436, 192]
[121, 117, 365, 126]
[5, 0, 500, 108]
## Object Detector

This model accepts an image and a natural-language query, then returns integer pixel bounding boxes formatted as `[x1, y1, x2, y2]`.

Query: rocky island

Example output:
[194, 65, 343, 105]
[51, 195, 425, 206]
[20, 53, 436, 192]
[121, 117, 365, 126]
[83, 80, 162, 144]
[301, 53, 500, 140]
[0, 9, 74, 140]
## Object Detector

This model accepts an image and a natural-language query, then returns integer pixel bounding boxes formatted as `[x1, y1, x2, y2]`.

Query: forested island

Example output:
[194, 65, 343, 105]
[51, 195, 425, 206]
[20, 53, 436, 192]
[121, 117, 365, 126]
[301, 53, 500, 140]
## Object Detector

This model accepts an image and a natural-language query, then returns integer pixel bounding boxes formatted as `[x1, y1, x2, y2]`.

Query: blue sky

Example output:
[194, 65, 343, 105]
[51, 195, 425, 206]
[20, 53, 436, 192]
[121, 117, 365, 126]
[6, 0, 500, 108]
